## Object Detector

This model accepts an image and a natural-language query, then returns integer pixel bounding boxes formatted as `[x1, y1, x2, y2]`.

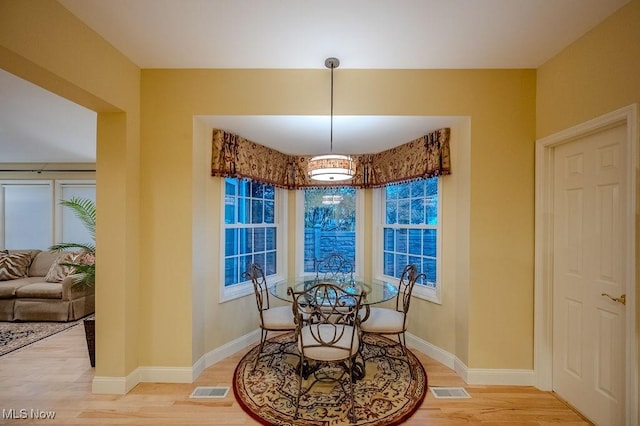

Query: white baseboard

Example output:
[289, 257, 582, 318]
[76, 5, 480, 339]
[92, 369, 139, 395]
[92, 329, 261, 394]
[406, 332, 534, 386]
[406, 332, 456, 369]
[93, 329, 533, 394]
[465, 367, 534, 386]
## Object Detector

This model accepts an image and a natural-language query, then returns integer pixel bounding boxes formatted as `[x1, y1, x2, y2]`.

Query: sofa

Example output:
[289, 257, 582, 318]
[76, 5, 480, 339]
[0, 250, 94, 322]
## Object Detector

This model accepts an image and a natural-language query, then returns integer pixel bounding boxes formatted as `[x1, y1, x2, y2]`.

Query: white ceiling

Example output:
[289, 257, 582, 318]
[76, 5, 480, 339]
[0, 0, 629, 163]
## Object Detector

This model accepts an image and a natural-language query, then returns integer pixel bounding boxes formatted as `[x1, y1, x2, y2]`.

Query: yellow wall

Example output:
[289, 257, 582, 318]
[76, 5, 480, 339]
[142, 68, 536, 369]
[1, 0, 537, 379]
[0, 0, 141, 378]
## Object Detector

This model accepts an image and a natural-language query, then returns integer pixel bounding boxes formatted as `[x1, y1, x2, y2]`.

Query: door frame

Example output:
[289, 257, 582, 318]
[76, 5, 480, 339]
[534, 104, 638, 425]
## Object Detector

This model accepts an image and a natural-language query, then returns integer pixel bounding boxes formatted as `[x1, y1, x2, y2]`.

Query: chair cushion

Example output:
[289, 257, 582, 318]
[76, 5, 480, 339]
[298, 324, 359, 361]
[261, 306, 295, 330]
[360, 307, 405, 334]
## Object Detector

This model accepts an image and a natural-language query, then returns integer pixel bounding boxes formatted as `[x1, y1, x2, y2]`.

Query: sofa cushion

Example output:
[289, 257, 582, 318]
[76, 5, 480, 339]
[15, 282, 62, 299]
[28, 251, 61, 277]
[0, 277, 41, 298]
[0, 252, 32, 280]
[45, 252, 79, 283]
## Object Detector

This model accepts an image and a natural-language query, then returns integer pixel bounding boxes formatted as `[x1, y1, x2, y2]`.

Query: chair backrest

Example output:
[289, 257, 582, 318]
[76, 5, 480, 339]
[315, 253, 353, 282]
[244, 263, 270, 313]
[395, 264, 421, 314]
[290, 283, 364, 356]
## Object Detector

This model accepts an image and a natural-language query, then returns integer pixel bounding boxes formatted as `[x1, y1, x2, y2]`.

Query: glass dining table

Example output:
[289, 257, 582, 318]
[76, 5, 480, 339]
[269, 276, 399, 381]
[269, 276, 399, 320]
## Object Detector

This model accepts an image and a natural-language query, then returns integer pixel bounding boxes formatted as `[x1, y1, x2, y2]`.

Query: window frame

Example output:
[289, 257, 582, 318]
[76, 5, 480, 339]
[295, 188, 364, 278]
[373, 179, 442, 303]
[219, 178, 287, 303]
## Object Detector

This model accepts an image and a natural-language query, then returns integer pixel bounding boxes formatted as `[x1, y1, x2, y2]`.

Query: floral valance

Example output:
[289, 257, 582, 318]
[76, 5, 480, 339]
[211, 127, 450, 189]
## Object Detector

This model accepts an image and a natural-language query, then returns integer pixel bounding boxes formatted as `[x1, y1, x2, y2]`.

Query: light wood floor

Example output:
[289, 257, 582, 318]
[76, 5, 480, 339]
[0, 324, 592, 425]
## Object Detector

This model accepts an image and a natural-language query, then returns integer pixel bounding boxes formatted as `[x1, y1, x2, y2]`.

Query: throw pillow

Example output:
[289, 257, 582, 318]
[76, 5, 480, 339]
[44, 252, 79, 283]
[0, 252, 32, 280]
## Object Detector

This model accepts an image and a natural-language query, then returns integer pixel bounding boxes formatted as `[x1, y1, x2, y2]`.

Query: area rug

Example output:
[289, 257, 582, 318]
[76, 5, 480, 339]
[233, 332, 427, 425]
[0, 316, 91, 357]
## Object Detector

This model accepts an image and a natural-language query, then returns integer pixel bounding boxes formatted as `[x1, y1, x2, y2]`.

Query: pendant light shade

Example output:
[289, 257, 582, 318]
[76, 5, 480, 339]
[308, 58, 355, 182]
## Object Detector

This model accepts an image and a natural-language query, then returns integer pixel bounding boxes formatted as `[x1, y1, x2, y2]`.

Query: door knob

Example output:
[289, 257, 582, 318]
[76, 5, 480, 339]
[601, 293, 626, 305]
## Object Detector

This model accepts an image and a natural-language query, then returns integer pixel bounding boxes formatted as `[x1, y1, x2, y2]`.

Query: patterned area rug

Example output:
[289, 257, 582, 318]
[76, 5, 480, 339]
[234, 332, 427, 425]
[0, 316, 90, 357]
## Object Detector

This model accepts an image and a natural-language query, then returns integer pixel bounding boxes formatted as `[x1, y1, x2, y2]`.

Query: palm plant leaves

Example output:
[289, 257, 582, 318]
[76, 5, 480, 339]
[49, 197, 96, 287]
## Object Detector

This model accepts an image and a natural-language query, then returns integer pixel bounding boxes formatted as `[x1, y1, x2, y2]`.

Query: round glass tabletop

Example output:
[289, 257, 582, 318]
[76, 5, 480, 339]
[270, 277, 399, 306]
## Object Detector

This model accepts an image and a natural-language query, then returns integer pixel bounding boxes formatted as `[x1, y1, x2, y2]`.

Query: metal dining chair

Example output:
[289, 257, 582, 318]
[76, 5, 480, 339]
[288, 282, 364, 423]
[244, 263, 296, 370]
[360, 264, 423, 356]
[314, 253, 354, 282]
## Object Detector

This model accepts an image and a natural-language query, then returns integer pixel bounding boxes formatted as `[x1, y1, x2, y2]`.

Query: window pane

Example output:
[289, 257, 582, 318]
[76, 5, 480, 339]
[408, 256, 422, 271]
[425, 195, 438, 225]
[408, 229, 421, 255]
[385, 200, 397, 224]
[410, 180, 424, 198]
[303, 187, 356, 273]
[251, 181, 264, 198]
[225, 179, 236, 196]
[426, 177, 437, 196]
[224, 195, 236, 224]
[265, 251, 276, 275]
[397, 183, 410, 199]
[266, 228, 276, 250]
[423, 257, 437, 285]
[395, 229, 407, 253]
[410, 199, 424, 224]
[397, 199, 410, 224]
[225, 229, 238, 256]
[239, 228, 252, 254]
[386, 185, 399, 200]
[253, 252, 266, 270]
[3, 185, 52, 249]
[384, 252, 394, 276]
[254, 227, 265, 251]
[240, 255, 253, 278]
[423, 229, 437, 256]
[238, 180, 250, 197]
[225, 257, 238, 286]
[383, 228, 394, 251]
[237, 198, 250, 224]
[251, 199, 263, 223]
[263, 185, 275, 200]
[264, 200, 274, 223]
[395, 254, 407, 276]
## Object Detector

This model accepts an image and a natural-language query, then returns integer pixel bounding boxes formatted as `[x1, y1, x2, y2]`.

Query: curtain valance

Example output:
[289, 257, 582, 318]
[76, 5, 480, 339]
[211, 127, 450, 189]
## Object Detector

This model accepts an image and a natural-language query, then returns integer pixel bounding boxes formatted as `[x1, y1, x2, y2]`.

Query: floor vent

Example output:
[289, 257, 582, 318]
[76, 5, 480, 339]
[189, 386, 230, 399]
[430, 387, 471, 399]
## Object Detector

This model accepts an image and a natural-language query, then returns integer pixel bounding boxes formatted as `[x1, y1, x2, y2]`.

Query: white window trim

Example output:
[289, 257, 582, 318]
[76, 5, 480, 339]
[219, 179, 287, 303]
[372, 181, 442, 304]
[295, 188, 364, 278]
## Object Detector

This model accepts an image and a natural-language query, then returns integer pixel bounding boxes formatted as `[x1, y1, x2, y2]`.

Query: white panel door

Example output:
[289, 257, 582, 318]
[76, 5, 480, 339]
[552, 124, 627, 425]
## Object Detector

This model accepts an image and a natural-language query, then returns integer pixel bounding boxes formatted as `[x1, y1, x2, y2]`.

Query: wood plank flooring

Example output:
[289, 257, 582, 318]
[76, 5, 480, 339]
[0, 324, 592, 425]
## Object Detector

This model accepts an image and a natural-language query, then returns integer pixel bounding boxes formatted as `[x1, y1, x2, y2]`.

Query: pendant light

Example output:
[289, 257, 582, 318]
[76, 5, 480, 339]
[307, 57, 355, 182]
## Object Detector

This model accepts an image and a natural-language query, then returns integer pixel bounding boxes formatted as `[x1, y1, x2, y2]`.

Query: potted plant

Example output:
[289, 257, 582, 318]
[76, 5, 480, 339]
[50, 197, 96, 367]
